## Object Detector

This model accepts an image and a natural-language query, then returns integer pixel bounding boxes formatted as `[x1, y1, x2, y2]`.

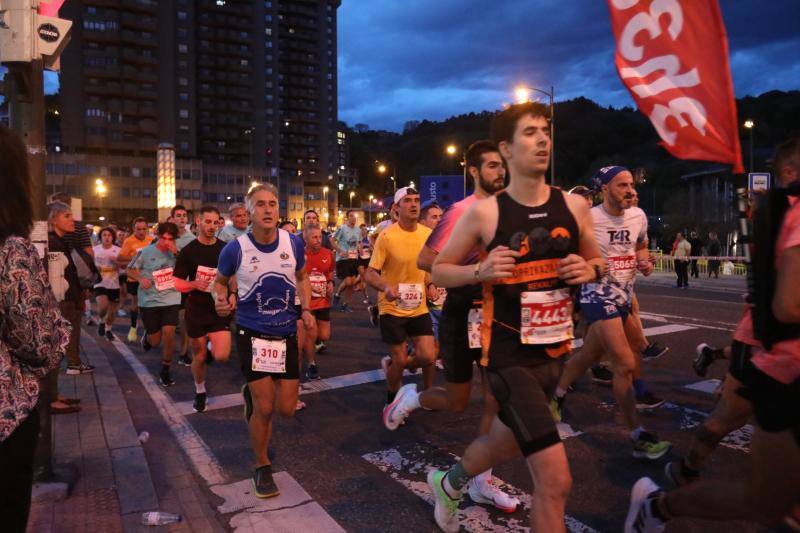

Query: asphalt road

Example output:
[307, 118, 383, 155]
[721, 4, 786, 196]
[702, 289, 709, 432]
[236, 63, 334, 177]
[101, 273, 766, 532]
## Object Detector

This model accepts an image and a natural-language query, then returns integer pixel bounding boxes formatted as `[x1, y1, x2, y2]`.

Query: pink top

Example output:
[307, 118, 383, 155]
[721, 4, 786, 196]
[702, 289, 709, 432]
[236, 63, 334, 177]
[425, 195, 480, 265]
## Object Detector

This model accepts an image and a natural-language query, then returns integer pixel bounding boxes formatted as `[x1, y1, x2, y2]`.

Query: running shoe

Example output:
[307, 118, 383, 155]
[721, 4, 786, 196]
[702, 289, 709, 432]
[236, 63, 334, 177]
[253, 465, 280, 498]
[242, 384, 253, 423]
[315, 341, 327, 353]
[590, 364, 613, 385]
[632, 431, 671, 460]
[333, 293, 341, 307]
[193, 392, 207, 413]
[641, 342, 669, 361]
[140, 334, 152, 353]
[635, 391, 665, 410]
[86, 317, 97, 326]
[693, 343, 717, 377]
[296, 399, 306, 411]
[306, 363, 320, 380]
[340, 303, 353, 313]
[427, 470, 461, 533]
[178, 353, 192, 366]
[467, 473, 520, 513]
[382, 383, 418, 430]
[98, 322, 106, 337]
[368, 305, 379, 327]
[435, 358, 445, 370]
[127, 326, 138, 343]
[549, 395, 565, 423]
[117, 309, 127, 317]
[66, 363, 96, 375]
[105, 330, 115, 341]
[664, 460, 699, 488]
[159, 369, 175, 387]
[624, 477, 666, 533]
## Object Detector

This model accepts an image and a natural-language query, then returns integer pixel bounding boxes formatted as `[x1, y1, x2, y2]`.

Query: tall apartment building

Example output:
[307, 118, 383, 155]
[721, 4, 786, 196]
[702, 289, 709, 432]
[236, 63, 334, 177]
[50, 0, 340, 224]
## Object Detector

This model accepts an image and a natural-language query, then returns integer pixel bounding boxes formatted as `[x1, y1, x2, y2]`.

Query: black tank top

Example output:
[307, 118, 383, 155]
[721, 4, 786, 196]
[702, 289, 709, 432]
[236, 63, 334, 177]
[482, 187, 580, 368]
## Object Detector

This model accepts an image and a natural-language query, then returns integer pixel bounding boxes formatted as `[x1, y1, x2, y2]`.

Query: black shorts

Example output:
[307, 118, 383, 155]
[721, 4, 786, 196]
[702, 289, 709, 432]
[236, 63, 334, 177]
[728, 340, 753, 382]
[487, 358, 564, 457]
[140, 305, 180, 334]
[336, 259, 358, 279]
[379, 313, 433, 345]
[126, 280, 140, 295]
[736, 350, 800, 441]
[179, 292, 188, 310]
[119, 273, 127, 286]
[440, 289, 482, 384]
[357, 257, 370, 270]
[311, 308, 330, 322]
[185, 303, 231, 339]
[94, 287, 121, 303]
[236, 325, 299, 382]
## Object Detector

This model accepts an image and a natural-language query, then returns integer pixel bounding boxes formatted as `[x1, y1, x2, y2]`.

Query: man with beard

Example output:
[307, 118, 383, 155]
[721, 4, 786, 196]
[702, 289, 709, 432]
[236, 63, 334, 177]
[382, 140, 520, 512]
[551, 166, 671, 460]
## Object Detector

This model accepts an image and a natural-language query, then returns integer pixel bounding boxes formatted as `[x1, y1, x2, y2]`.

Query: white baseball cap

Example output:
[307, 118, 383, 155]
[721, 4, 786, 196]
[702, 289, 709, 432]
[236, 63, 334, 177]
[394, 186, 419, 204]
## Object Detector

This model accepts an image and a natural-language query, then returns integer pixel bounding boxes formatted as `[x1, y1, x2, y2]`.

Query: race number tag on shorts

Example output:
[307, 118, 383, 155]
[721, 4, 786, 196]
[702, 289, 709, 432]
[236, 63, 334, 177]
[309, 272, 327, 299]
[152, 268, 174, 291]
[520, 289, 573, 345]
[251, 337, 287, 373]
[467, 307, 483, 349]
[397, 283, 423, 310]
[608, 255, 637, 283]
[431, 287, 447, 307]
[347, 249, 358, 259]
[195, 265, 217, 293]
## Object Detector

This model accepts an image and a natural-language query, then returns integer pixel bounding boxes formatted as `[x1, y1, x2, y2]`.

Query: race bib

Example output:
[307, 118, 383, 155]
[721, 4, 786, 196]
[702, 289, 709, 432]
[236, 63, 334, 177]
[359, 248, 371, 260]
[347, 249, 358, 259]
[520, 289, 573, 345]
[397, 283, 423, 310]
[195, 265, 217, 293]
[251, 337, 287, 373]
[152, 268, 174, 291]
[608, 255, 637, 283]
[431, 287, 447, 307]
[309, 272, 328, 299]
[467, 307, 482, 349]
[99, 265, 117, 279]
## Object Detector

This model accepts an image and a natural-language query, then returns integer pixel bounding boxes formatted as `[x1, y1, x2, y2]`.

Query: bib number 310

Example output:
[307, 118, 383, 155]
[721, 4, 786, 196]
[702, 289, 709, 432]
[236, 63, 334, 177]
[520, 289, 573, 345]
[251, 338, 287, 374]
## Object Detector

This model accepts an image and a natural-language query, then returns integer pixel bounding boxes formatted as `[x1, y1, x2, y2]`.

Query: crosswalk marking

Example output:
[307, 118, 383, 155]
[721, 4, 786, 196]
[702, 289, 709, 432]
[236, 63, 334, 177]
[362, 444, 598, 533]
[684, 379, 722, 394]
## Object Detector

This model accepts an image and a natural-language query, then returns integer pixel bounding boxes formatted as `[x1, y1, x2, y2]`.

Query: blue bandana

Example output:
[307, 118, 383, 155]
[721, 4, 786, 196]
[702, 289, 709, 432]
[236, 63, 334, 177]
[590, 165, 628, 192]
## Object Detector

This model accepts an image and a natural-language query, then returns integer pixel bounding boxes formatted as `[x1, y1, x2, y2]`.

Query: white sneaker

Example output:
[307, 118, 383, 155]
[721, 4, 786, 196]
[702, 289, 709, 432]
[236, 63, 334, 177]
[624, 477, 666, 533]
[467, 472, 520, 513]
[382, 383, 418, 430]
[427, 469, 461, 533]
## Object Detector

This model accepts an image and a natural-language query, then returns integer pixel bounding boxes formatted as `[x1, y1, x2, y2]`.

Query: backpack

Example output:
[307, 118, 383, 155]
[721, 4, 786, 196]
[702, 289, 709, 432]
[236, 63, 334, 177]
[70, 247, 101, 289]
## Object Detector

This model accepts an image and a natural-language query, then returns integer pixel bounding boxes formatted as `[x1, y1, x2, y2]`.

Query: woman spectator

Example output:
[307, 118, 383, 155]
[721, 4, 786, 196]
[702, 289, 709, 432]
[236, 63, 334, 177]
[0, 125, 70, 531]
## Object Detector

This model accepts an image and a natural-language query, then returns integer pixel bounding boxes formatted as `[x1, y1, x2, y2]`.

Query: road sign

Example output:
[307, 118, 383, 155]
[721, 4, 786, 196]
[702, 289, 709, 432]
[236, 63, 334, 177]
[419, 175, 468, 208]
[748, 172, 770, 192]
[0, 0, 71, 70]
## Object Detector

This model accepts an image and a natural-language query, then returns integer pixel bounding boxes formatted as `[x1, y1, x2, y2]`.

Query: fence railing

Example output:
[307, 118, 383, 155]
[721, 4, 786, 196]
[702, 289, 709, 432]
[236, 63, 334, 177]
[649, 250, 747, 276]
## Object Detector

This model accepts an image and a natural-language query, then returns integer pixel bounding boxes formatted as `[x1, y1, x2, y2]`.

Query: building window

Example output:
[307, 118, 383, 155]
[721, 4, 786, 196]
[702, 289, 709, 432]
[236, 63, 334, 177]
[179, 92, 189, 102]
[178, 44, 188, 53]
[177, 11, 188, 21]
[178, 77, 188, 86]
[179, 109, 189, 118]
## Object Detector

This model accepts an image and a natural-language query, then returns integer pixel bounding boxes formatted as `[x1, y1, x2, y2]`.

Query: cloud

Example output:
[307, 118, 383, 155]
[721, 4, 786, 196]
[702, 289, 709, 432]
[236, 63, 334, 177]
[339, 0, 800, 131]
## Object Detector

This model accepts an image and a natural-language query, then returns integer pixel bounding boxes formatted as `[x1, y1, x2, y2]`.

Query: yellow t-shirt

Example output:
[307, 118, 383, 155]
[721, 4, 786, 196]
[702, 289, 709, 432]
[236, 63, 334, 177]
[369, 222, 432, 318]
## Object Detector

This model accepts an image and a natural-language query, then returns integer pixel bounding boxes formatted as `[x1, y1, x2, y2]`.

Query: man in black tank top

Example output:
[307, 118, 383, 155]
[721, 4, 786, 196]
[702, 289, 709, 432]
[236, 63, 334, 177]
[427, 102, 604, 533]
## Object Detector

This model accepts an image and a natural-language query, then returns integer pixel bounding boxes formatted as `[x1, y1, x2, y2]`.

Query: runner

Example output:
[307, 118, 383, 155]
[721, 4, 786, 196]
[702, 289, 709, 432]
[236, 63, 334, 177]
[551, 166, 671, 460]
[115, 228, 129, 317]
[426, 102, 603, 532]
[218, 202, 250, 243]
[174, 206, 232, 413]
[332, 209, 361, 312]
[625, 137, 800, 533]
[303, 209, 334, 250]
[126, 222, 181, 387]
[172, 205, 197, 368]
[419, 202, 445, 355]
[383, 140, 520, 512]
[117, 218, 154, 342]
[354, 223, 372, 304]
[302, 224, 335, 380]
[92, 227, 121, 341]
[364, 187, 437, 408]
[214, 183, 313, 498]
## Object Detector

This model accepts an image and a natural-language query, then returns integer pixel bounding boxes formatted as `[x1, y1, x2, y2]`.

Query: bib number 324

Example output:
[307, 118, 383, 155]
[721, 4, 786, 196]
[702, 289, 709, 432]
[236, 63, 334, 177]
[251, 338, 287, 374]
[520, 289, 573, 345]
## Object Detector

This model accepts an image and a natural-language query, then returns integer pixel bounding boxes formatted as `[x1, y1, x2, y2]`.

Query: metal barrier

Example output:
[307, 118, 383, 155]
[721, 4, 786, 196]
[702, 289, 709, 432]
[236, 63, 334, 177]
[649, 250, 747, 276]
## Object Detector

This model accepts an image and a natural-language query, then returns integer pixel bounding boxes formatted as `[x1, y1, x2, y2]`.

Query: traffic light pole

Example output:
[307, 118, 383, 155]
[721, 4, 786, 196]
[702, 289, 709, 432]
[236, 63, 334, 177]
[5, 57, 53, 481]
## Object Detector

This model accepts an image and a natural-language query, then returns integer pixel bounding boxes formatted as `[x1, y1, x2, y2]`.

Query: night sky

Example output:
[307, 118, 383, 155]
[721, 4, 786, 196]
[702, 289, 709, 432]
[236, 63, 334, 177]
[338, 0, 800, 131]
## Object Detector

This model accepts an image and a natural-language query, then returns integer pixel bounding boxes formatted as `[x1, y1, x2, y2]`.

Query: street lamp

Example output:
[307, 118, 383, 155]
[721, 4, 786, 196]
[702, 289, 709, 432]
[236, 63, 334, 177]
[377, 162, 397, 193]
[349, 191, 355, 208]
[744, 120, 754, 173]
[445, 144, 457, 156]
[95, 178, 107, 220]
[368, 195, 374, 225]
[514, 84, 556, 185]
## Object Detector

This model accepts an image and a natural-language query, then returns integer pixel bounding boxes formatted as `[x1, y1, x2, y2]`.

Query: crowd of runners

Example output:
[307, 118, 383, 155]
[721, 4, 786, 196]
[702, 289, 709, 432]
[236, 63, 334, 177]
[49, 104, 799, 532]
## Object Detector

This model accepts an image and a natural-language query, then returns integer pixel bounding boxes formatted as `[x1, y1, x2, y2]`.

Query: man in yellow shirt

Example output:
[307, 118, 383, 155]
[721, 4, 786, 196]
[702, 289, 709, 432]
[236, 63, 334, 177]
[365, 187, 439, 416]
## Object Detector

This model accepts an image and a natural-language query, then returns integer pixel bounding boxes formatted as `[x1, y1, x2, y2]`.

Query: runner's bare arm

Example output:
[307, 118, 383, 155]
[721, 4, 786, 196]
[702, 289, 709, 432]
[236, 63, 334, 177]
[417, 245, 437, 272]
[773, 246, 800, 322]
[296, 267, 314, 329]
[432, 199, 517, 287]
[364, 266, 387, 292]
[561, 192, 604, 284]
[213, 273, 237, 316]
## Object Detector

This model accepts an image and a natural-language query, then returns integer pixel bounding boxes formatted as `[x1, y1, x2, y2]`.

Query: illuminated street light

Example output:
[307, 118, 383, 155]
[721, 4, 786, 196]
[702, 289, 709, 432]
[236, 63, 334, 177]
[513, 84, 556, 185]
[744, 120, 755, 173]
[349, 191, 355, 208]
[445, 144, 457, 156]
[378, 164, 387, 174]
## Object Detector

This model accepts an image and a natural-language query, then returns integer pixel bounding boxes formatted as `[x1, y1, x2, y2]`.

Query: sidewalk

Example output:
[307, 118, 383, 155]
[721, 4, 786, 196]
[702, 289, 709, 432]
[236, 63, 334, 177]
[637, 270, 746, 293]
[27, 330, 227, 533]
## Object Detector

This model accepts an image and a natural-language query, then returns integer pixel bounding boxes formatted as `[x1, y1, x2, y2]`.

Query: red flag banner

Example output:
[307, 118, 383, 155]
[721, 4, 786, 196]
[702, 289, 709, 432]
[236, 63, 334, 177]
[39, 1, 66, 17]
[607, 0, 744, 173]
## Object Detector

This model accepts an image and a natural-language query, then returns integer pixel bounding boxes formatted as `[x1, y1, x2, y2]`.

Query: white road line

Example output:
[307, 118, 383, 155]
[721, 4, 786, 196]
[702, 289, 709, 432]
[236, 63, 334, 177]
[362, 444, 598, 533]
[110, 338, 346, 531]
[643, 294, 742, 306]
[684, 379, 722, 395]
[573, 322, 697, 349]
[639, 311, 737, 328]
